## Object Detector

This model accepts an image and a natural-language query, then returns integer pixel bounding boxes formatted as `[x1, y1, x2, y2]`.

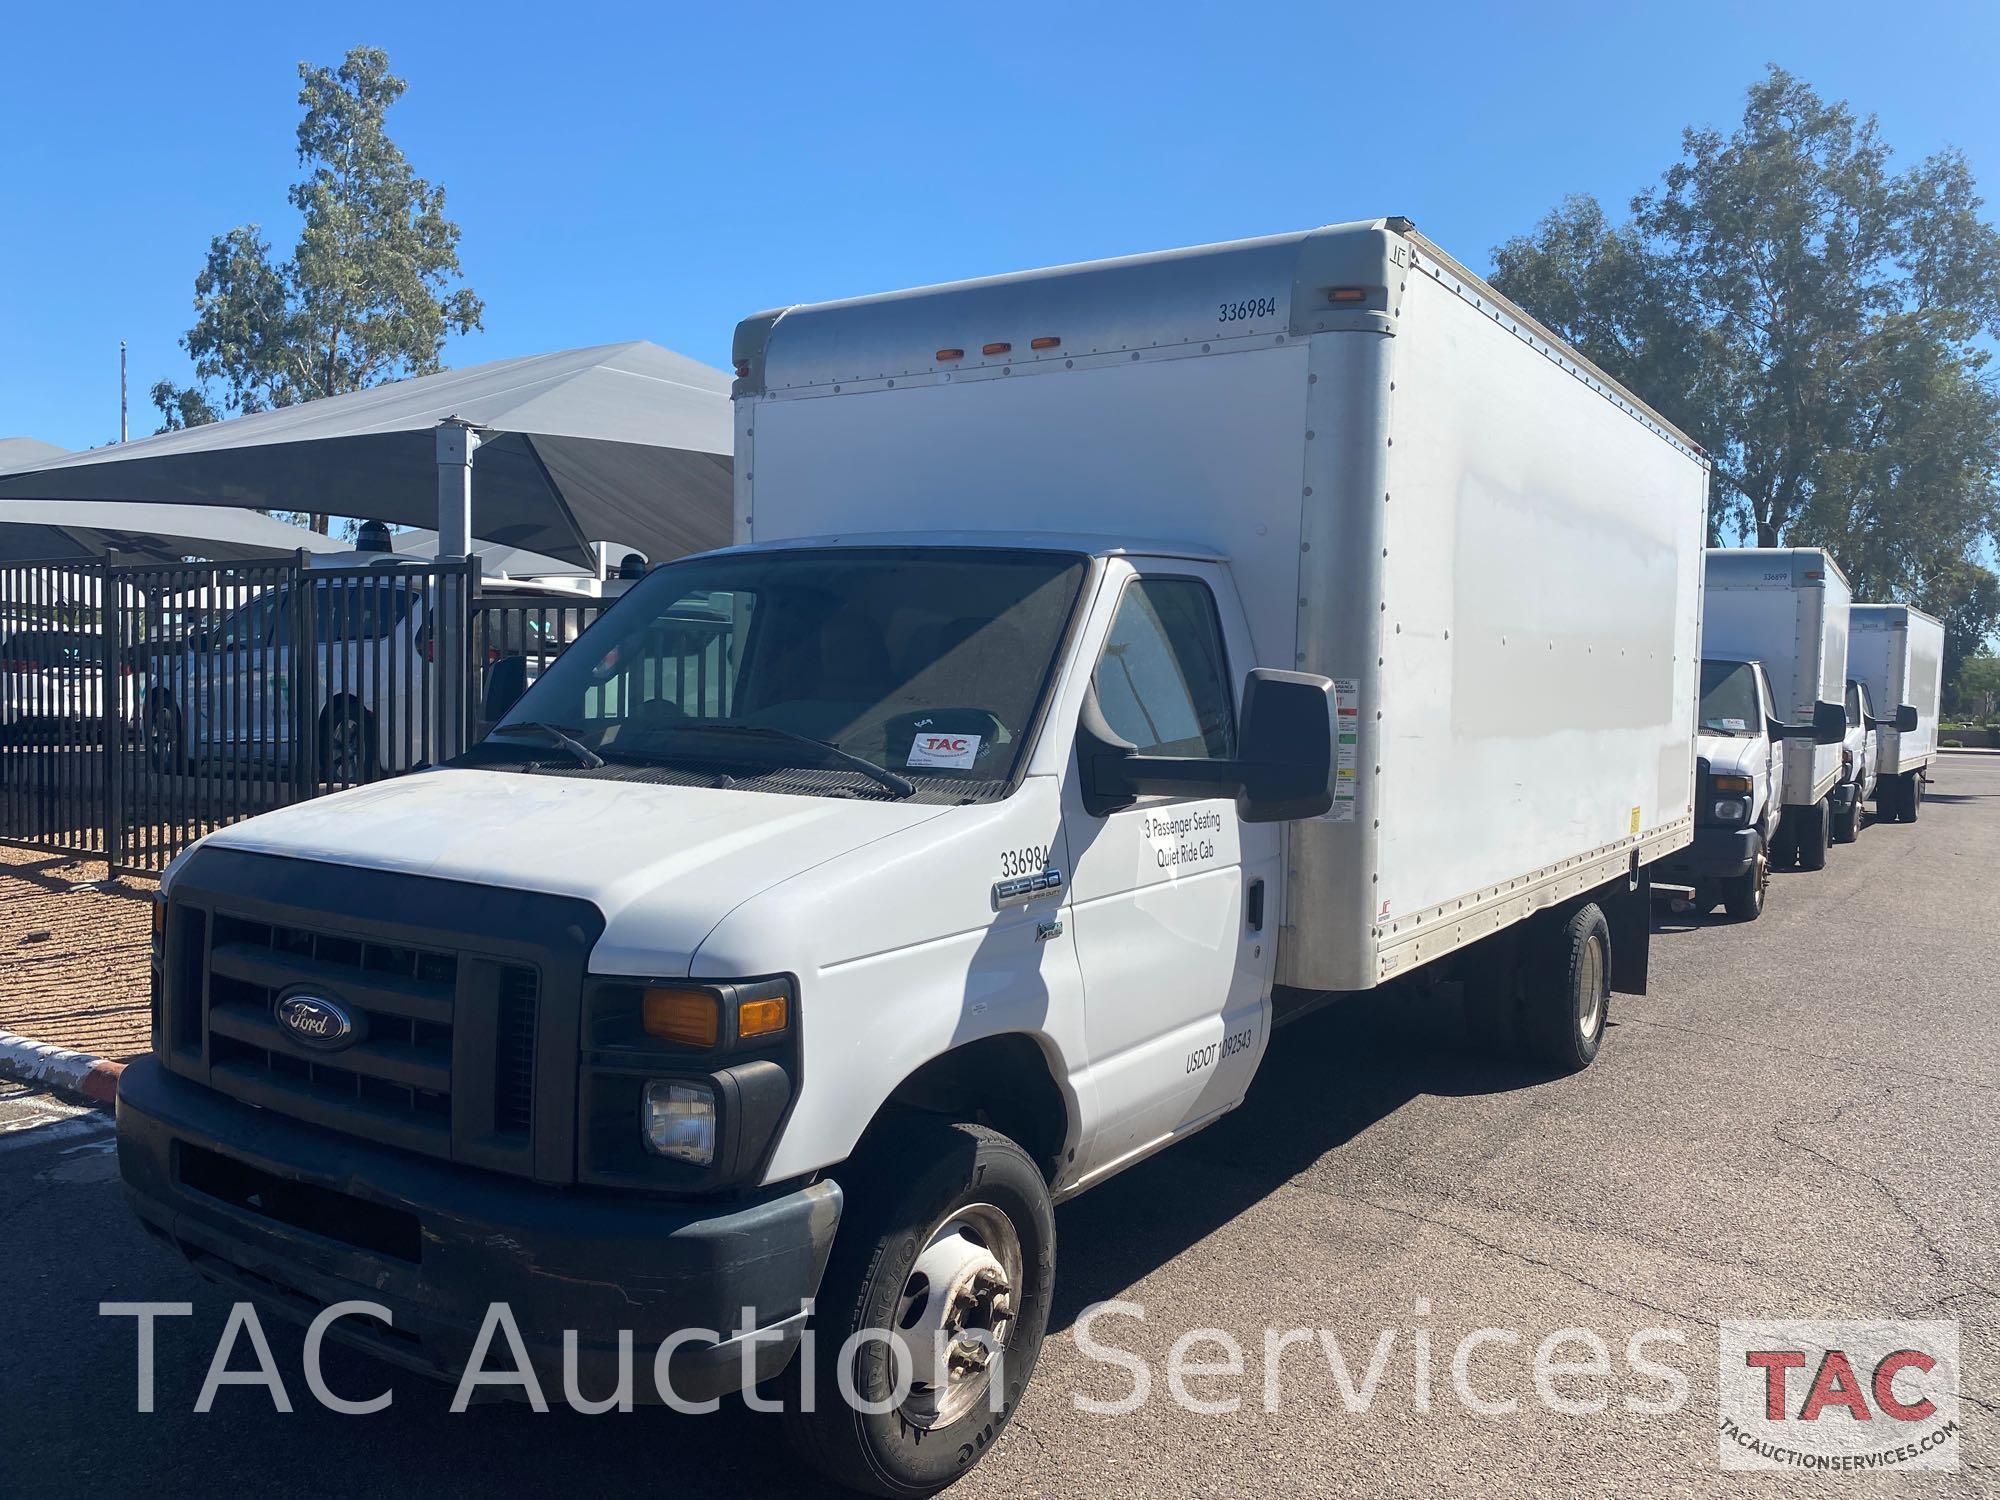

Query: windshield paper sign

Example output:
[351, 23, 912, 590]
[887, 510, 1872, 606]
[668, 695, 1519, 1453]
[908, 731, 981, 769]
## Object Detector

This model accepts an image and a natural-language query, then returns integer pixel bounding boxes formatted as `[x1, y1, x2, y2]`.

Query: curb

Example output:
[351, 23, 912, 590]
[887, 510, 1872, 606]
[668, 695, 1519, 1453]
[0, 1030, 124, 1110]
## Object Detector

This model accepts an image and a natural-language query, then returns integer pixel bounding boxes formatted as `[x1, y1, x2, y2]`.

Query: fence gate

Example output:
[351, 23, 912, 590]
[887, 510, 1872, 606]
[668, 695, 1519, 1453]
[2, 552, 489, 877]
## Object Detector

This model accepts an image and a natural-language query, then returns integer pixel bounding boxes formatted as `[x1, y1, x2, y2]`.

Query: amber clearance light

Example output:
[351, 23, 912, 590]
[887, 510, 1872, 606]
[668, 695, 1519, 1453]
[737, 995, 789, 1039]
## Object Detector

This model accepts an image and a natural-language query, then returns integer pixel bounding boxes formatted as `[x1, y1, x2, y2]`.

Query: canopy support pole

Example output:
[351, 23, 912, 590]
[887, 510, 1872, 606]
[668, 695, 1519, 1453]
[436, 419, 481, 559]
[434, 420, 482, 760]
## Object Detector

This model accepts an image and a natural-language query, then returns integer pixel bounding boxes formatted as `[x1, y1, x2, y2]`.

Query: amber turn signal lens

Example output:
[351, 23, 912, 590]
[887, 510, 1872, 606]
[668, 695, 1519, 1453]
[642, 988, 719, 1046]
[1030, 335, 1061, 350]
[737, 996, 789, 1039]
[1327, 287, 1368, 303]
[1712, 775, 1754, 794]
[935, 348, 964, 361]
[151, 901, 167, 938]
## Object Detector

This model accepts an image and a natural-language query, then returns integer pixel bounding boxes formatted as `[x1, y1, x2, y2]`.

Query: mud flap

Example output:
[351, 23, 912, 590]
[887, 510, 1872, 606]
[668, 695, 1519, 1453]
[1604, 860, 1651, 996]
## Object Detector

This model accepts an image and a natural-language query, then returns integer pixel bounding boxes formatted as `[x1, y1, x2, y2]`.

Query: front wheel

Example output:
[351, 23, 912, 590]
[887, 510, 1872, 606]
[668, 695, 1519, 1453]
[1832, 790, 1861, 845]
[1905, 772, 1923, 822]
[1796, 798, 1831, 871]
[781, 1119, 1056, 1498]
[1722, 845, 1768, 921]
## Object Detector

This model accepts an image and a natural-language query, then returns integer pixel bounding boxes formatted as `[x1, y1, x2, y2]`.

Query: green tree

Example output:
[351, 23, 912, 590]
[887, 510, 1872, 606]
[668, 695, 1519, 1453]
[1490, 67, 2000, 694]
[152, 46, 483, 530]
[1958, 651, 2000, 720]
[147, 379, 219, 433]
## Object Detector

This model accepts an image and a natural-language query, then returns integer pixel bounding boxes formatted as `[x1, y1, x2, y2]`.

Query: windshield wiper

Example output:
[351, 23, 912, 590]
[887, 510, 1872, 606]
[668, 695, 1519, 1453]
[489, 721, 605, 769]
[666, 722, 916, 798]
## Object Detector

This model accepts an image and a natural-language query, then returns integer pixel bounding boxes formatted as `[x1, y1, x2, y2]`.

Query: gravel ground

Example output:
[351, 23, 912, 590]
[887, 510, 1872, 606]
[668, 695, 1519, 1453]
[0, 759, 1991, 1497]
[0, 845, 152, 1059]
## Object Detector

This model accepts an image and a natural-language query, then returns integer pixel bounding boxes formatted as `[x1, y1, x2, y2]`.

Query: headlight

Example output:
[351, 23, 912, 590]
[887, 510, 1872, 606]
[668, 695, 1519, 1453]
[1713, 798, 1748, 822]
[642, 1080, 717, 1164]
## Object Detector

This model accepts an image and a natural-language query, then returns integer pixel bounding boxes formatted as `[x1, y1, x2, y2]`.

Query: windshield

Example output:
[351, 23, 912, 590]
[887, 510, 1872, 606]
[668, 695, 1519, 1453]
[1699, 660, 1762, 736]
[488, 547, 1089, 797]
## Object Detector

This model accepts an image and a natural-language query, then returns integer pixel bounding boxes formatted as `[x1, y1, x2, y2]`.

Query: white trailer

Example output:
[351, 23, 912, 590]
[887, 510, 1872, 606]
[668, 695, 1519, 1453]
[122, 220, 1706, 1496]
[1699, 548, 1852, 869]
[1849, 602, 1944, 821]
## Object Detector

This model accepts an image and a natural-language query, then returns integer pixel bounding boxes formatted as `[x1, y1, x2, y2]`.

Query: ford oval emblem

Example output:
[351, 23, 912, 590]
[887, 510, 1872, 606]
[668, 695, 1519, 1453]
[274, 992, 362, 1051]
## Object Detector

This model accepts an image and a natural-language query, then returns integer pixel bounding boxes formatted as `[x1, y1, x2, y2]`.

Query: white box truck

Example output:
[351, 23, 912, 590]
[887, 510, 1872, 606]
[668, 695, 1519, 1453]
[1849, 602, 1943, 821]
[118, 220, 1705, 1496]
[1698, 548, 1853, 871]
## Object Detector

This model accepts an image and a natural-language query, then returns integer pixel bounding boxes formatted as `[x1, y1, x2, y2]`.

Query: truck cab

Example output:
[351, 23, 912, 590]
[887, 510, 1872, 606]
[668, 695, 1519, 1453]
[1832, 677, 1878, 844]
[1663, 657, 1785, 919]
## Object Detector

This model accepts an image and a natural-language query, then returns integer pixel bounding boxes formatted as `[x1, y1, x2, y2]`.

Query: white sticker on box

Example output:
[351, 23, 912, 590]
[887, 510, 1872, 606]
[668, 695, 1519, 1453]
[908, 731, 981, 769]
[1331, 677, 1360, 823]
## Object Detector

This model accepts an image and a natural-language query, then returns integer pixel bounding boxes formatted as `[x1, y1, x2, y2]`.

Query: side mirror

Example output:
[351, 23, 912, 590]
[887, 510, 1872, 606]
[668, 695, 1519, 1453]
[1894, 703, 1919, 734]
[1076, 669, 1336, 823]
[483, 654, 528, 727]
[1767, 699, 1847, 746]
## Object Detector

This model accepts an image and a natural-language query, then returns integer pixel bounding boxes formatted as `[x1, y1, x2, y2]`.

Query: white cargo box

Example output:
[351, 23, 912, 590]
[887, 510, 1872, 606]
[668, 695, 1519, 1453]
[1850, 603, 1945, 773]
[735, 219, 1708, 990]
[1701, 548, 1852, 807]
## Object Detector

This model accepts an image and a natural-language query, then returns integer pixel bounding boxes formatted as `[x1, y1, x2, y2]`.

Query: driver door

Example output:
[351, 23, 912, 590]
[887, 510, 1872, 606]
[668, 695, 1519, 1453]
[1061, 560, 1279, 1184]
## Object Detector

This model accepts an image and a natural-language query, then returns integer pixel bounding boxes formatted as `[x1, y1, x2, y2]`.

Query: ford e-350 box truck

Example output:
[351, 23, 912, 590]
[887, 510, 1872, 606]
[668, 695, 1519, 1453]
[1697, 548, 1854, 871]
[1849, 602, 1944, 822]
[118, 219, 1705, 1496]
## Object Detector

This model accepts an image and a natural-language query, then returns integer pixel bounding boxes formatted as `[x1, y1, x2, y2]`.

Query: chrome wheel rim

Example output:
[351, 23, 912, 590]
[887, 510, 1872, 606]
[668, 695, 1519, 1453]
[147, 704, 178, 768]
[1577, 934, 1606, 1040]
[889, 1202, 1022, 1430]
[327, 714, 362, 781]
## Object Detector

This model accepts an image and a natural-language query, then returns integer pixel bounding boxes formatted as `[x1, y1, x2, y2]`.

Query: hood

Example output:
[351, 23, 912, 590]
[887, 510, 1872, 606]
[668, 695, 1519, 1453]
[199, 767, 950, 973]
[1696, 733, 1765, 779]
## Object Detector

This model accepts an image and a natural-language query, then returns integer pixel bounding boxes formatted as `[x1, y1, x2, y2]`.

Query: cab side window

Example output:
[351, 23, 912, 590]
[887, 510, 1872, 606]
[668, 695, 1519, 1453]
[1093, 577, 1234, 759]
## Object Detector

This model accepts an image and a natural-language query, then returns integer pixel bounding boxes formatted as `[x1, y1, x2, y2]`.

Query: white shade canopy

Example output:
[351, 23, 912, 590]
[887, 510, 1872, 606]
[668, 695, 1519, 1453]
[0, 497, 350, 563]
[0, 343, 735, 567]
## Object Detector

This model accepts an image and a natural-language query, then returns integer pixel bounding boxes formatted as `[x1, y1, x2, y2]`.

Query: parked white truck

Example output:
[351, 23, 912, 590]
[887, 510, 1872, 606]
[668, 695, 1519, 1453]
[118, 220, 1705, 1495]
[1696, 549, 1853, 872]
[1849, 602, 1943, 821]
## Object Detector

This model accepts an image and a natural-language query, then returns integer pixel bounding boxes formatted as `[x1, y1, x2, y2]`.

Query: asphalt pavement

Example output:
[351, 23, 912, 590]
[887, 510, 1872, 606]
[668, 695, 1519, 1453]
[2, 759, 1993, 1498]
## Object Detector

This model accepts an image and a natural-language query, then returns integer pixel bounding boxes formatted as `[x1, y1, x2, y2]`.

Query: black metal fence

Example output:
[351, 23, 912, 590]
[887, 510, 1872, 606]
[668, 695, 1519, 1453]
[1, 553, 606, 878]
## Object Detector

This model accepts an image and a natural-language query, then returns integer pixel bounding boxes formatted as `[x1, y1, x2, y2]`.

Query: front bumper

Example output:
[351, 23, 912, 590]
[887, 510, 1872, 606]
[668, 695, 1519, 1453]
[1658, 825, 1760, 881]
[117, 1056, 841, 1402]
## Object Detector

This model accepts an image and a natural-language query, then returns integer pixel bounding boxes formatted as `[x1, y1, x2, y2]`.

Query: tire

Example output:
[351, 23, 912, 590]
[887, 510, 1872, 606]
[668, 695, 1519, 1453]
[1769, 808, 1797, 868]
[1831, 789, 1860, 845]
[1880, 773, 1906, 823]
[1796, 798, 1830, 871]
[781, 1118, 1055, 1498]
[319, 699, 376, 786]
[1722, 843, 1768, 921]
[1522, 903, 1610, 1073]
[145, 695, 189, 775]
[1906, 772, 1923, 822]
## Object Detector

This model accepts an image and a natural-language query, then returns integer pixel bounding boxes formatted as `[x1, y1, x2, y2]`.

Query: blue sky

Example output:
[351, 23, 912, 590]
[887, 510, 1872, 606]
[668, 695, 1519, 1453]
[5, 0, 1998, 451]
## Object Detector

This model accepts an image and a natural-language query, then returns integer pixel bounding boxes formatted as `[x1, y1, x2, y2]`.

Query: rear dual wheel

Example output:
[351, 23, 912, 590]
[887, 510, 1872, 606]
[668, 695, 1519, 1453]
[1461, 903, 1610, 1073]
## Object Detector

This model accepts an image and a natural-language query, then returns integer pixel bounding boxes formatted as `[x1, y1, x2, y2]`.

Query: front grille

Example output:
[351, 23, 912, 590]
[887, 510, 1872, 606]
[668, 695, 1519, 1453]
[160, 850, 604, 1184]
[495, 965, 539, 1137]
[193, 909, 540, 1167]
[204, 913, 461, 1158]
